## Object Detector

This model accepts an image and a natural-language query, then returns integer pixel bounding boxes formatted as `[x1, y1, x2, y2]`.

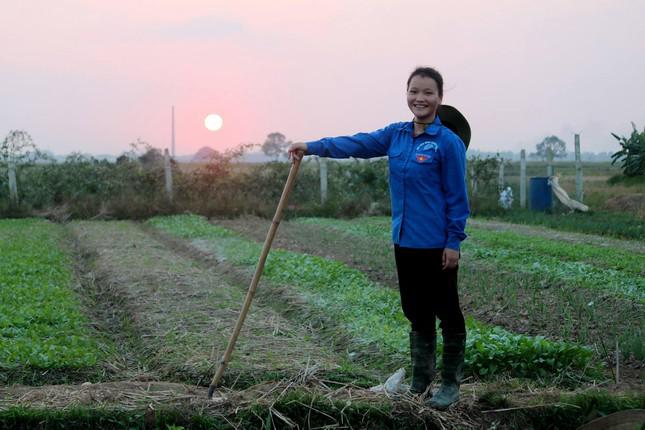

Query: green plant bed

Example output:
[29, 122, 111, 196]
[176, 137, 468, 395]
[0, 219, 106, 383]
[465, 229, 644, 302]
[483, 209, 645, 241]
[149, 215, 597, 381]
[293, 216, 644, 360]
[297, 216, 644, 301]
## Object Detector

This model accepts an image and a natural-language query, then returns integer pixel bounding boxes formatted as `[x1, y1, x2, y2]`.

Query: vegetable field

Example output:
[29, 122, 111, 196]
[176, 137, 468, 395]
[0, 216, 643, 429]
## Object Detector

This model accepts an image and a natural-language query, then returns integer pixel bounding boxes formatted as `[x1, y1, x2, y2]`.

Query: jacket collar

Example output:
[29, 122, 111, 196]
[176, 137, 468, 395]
[399, 115, 442, 136]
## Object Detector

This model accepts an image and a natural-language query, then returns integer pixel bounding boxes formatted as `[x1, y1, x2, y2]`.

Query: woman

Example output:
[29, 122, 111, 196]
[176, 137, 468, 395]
[287, 67, 470, 410]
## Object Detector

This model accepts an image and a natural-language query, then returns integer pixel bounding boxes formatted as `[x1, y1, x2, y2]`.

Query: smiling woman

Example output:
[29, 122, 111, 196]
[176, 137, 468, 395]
[204, 114, 223, 131]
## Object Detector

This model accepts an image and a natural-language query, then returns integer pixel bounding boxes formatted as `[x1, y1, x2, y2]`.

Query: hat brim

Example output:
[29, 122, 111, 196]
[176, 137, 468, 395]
[438, 105, 471, 149]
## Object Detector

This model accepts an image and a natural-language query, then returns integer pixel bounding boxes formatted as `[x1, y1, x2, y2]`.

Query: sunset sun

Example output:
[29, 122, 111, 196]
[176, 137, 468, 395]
[204, 114, 223, 131]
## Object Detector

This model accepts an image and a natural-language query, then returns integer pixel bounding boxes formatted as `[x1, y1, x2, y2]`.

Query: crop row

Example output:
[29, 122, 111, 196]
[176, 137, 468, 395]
[0, 219, 102, 373]
[296, 217, 644, 302]
[148, 215, 595, 380]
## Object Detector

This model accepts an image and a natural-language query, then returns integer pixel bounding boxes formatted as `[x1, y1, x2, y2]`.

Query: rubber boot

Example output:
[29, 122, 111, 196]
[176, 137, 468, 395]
[427, 333, 466, 410]
[409, 331, 436, 395]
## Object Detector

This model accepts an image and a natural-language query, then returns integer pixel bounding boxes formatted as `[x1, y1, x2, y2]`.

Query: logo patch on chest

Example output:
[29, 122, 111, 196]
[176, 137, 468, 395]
[415, 141, 438, 163]
[417, 141, 438, 152]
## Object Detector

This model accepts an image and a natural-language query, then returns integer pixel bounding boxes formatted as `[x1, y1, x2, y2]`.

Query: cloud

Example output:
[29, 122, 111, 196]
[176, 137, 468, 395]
[157, 16, 243, 39]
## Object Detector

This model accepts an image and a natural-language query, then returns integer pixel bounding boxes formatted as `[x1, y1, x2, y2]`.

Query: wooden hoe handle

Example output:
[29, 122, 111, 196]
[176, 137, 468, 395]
[208, 157, 302, 399]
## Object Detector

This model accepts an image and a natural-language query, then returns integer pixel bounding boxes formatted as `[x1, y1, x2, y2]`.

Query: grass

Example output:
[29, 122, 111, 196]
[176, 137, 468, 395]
[149, 215, 597, 381]
[0, 219, 104, 382]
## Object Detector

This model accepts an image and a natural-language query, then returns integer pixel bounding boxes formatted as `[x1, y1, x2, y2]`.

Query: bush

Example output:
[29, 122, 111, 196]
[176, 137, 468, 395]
[611, 123, 645, 177]
[13, 154, 171, 219]
[0, 154, 394, 220]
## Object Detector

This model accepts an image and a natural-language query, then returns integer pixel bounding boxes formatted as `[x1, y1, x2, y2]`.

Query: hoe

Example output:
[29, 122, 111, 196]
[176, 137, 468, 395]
[208, 156, 302, 399]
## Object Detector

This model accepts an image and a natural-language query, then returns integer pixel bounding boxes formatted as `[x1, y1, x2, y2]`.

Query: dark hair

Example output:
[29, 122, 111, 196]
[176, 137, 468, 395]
[407, 67, 443, 97]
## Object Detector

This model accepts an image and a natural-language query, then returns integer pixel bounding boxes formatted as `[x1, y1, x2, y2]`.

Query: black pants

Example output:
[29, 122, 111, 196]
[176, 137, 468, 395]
[394, 245, 466, 336]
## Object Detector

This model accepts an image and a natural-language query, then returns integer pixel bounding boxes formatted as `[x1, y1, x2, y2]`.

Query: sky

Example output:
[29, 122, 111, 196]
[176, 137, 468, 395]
[1, 0, 644, 157]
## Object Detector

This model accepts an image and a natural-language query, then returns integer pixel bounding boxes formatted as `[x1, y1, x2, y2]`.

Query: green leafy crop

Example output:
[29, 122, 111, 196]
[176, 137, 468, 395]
[0, 219, 102, 369]
[297, 217, 644, 302]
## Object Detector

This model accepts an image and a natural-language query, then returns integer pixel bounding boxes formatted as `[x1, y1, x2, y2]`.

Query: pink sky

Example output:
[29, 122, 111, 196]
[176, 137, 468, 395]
[1, 0, 644, 156]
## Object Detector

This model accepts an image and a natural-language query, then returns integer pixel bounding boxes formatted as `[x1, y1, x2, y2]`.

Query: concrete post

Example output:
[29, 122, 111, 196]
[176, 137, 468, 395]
[575, 134, 583, 202]
[520, 149, 526, 209]
[546, 147, 554, 209]
[8, 160, 18, 206]
[164, 148, 173, 202]
[319, 157, 328, 204]
[498, 158, 505, 192]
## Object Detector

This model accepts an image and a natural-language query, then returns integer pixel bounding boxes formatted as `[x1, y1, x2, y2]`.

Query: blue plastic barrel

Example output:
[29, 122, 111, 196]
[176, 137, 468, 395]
[529, 177, 552, 211]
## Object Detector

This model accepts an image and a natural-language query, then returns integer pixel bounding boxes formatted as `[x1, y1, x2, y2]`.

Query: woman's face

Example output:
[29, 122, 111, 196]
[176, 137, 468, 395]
[407, 75, 442, 122]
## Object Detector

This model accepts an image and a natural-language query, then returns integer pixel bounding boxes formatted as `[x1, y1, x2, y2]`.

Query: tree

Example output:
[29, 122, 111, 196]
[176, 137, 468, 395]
[466, 153, 501, 214]
[138, 147, 164, 166]
[611, 123, 645, 177]
[468, 154, 500, 197]
[1, 130, 42, 207]
[261, 132, 291, 160]
[123, 138, 163, 167]
[0, 130, 40, 165]
[533, 136, 567, 160]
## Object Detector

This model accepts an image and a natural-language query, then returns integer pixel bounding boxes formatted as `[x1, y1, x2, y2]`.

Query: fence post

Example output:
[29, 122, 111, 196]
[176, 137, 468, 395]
[164, 148, 173, 203]
[497, 158, 505, 192]
[575, 134, 583, 202]
[546, 147, 555, 210]
[8, 160, 18, 206]
[469, 163, 477, 201]
[520, 149, 526, 209]
[319, 157, 328, 204]
[546, 147, 554, 177]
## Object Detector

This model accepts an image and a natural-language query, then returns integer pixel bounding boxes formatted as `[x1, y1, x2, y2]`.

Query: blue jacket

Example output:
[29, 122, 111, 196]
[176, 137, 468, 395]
[306, 115, 469, 250]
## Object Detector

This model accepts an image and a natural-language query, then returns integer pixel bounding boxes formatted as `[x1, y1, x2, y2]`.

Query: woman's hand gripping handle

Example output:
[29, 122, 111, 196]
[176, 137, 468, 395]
[287, 142, 307, 162]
